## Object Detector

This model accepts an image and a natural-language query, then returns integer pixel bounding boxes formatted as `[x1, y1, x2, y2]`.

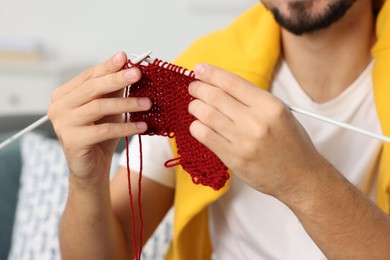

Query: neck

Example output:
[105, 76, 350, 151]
[282, 1, 376, 103]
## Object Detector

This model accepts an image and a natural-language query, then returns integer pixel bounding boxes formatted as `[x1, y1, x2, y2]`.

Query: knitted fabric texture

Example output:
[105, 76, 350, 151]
[124, 58, 229, 190]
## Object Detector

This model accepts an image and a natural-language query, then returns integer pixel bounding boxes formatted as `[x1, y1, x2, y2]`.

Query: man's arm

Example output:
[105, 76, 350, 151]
[60, 167, 174, 260]
[280, 160, 390, 259]
[60, 167, 129, 259]
[49, 52, 174, 259]
[188, 63, 390, 258]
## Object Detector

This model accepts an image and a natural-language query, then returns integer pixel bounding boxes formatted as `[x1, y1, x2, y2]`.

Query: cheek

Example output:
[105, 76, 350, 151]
[310, 0, 334, 13]
[261, 0, 298, 17]
[260, 0, 277, 10]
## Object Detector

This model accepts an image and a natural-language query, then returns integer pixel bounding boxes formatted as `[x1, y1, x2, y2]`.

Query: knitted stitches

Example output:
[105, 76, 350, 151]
[124, 58, 229, 190]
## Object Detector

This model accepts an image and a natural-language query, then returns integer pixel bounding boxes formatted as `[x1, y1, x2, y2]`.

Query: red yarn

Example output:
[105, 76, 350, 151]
[122, 57, 230, 259]
[125, 58, 229, 190]
[124, 112, 143, 260]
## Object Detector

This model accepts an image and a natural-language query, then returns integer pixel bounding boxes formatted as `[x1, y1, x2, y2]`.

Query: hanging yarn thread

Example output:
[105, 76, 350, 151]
[123, 57, 230, 258]
[123, 117, 144, 260]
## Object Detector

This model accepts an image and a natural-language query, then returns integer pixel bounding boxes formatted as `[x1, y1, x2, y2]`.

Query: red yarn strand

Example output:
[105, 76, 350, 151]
[137, 134, 144, 257]
[124, 107, 142, 260]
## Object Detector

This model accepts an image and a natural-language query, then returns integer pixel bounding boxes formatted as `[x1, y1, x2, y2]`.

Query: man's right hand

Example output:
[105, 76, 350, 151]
[48, 51, 151, 186]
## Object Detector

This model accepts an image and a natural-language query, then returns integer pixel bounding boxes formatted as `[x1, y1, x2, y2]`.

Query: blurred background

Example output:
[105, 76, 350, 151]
[0, 0, 256, 116]
[0, 1, 257, 259]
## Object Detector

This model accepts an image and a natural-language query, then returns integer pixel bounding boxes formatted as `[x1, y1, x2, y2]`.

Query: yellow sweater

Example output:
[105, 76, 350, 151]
[166, 2, 390, 259]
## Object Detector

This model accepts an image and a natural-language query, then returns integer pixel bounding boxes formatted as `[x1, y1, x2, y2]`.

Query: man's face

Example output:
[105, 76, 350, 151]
[262, 0, 357, 35]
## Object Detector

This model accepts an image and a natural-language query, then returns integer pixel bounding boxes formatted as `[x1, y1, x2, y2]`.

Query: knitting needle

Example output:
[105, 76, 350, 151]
[0, 52, 153, 151]
[130, 50, 153, 64]
[288, 105, 390, 143]
[1, 53, 390, 151]
[130, 51, 192, 77]
[0, 115, 49, 151]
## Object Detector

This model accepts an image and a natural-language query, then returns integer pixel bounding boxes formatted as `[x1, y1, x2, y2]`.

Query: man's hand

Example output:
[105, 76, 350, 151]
[48, 51, 151, 186]
[188, 63, 325, 197]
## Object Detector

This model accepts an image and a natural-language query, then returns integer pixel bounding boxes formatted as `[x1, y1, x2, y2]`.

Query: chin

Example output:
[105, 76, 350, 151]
[263, 0, 357, 36]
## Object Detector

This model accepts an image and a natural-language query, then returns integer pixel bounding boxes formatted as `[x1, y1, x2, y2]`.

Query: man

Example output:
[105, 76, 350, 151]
[49, 0, 390, 259]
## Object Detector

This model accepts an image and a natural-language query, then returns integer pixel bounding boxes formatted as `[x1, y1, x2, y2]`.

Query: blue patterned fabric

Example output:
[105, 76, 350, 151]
[8, 133, 70, 260]
[0, 132, 22, 260]
[7, 132, 172, 260]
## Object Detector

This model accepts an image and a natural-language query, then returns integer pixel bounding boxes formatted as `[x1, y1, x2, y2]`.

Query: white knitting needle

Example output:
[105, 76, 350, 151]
[132, 52, 193, 77]
[130, 50, 153, 64]
[288, 105, 390, 143]
[1, 53, 390, 151]
[0, 51, 153, 151]
[0, 115, 49, 150]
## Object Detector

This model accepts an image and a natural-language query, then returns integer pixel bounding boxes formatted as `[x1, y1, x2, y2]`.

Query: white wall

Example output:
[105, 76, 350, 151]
[0, 0, 256, 63]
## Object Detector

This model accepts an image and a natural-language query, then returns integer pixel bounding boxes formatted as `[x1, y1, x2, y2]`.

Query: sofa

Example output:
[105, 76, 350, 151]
[0, 114, 172, 260]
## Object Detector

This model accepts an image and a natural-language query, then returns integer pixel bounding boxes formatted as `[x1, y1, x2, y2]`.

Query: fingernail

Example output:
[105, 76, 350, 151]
[113, 52, 124, 65]
[138, 97, 150, 107]
[188, 81, 196, 94]
[194, 64, 205, 77]
[135, 122, 147, 130]
[188, 100, 194, 114]
[124, 69, 136, 80]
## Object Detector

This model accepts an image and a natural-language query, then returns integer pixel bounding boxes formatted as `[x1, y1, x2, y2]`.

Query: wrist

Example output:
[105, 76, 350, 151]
[273, 156, 339, 214]
[67, 172, 112, 212]
[68, 168, 111, 192]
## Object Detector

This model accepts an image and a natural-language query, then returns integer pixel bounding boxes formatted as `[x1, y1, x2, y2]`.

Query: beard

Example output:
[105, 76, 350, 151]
[268, 0, 357, 35]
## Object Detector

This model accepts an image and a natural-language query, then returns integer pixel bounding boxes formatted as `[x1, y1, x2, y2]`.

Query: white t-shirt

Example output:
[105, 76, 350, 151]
[119, 60, 382, 259]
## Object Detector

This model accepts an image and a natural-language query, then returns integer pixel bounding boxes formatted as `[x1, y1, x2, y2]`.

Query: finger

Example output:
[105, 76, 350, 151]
[52, 51, 128, 102]
[64, 67, 142, 108]
[188, 99, 236, 142]
[60, 122, 148, 149]
[193, 63, 264, 106]
[189, 120, 232, 164]
[73, 97, 151, 125]
[86, 122, 148, 144]
[188, 80, 247, 121]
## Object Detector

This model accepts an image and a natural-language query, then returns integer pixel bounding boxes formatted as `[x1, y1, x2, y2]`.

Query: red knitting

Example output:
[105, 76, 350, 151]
[124, 58, 229, 190]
